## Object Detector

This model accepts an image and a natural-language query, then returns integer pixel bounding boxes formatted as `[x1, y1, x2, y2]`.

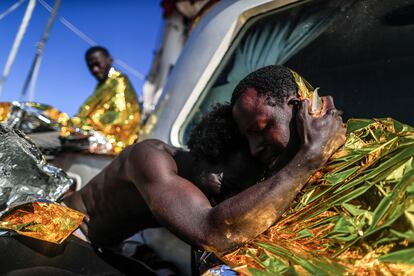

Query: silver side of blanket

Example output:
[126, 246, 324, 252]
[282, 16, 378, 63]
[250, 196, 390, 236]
[0, 124, 72, 216]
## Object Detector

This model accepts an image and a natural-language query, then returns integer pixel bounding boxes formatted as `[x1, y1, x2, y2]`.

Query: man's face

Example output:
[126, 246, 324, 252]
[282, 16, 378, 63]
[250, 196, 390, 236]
[86, 51, 112, 82]
[197, 150, 264, 203]
[232, 88, 297, 168]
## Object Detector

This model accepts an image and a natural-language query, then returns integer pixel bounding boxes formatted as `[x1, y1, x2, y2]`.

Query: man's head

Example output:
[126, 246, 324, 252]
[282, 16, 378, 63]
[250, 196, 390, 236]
[231, 65, 300, 168]
[187, 104, 263, 203]
[188, 104, 247, 164]
[85, 46, 113, 83]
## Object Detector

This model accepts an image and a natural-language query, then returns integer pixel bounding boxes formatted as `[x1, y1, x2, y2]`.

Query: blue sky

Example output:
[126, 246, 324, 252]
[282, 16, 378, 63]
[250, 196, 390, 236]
[0, 0, 162, 115]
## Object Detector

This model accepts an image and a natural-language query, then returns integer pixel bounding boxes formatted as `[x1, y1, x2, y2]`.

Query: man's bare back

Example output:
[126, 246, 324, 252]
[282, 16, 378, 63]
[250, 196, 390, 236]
[64, 140, 179, 246]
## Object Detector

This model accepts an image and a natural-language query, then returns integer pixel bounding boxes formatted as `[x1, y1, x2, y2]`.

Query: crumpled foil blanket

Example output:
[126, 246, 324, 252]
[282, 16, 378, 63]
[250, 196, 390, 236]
[0, 124, 83, 243]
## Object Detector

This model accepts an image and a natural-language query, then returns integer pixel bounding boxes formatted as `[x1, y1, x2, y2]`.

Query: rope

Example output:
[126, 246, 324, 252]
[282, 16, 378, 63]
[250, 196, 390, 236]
[0, 0, 26, 21]
[38, 0, 145, 80]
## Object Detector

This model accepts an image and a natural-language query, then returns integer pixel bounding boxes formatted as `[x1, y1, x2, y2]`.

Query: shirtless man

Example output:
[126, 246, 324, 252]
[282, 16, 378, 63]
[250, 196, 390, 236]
[64, 104, 263, 247]
[64, 65, 346, 254]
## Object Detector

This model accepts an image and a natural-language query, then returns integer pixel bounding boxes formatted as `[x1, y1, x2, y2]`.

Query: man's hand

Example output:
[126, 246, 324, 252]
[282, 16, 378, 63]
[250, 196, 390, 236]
[295, 96, 346, 169]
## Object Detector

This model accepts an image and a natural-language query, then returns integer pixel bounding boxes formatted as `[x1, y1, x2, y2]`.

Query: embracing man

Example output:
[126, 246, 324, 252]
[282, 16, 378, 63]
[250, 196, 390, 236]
[64, 65, 346, 256]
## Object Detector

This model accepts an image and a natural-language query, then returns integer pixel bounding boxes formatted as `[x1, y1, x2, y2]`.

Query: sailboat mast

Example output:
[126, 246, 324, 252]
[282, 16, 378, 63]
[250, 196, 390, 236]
[0, 0, 37, 96]
[20, 0, 62, 101]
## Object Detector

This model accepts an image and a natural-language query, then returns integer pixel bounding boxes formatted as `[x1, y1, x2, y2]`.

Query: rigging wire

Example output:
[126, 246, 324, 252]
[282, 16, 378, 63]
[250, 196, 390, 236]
[38, 0, 145, 80]
[0, 0, 26, 21]
[0, 0, 36, 96]
[113, 59, 145, 80]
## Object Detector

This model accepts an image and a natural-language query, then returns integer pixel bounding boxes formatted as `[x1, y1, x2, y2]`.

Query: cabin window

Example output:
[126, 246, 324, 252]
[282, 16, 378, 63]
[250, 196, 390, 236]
[180, 0, 414, 145]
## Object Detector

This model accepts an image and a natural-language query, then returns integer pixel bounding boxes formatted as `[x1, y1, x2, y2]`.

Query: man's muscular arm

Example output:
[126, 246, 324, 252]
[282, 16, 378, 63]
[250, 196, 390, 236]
[126, 98, 345, 254]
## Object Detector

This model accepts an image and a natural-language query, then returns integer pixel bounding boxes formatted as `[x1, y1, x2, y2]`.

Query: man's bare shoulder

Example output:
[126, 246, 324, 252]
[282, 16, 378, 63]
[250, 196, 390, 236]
[119, 139, 181, 182]
[129, 139, 179, 156]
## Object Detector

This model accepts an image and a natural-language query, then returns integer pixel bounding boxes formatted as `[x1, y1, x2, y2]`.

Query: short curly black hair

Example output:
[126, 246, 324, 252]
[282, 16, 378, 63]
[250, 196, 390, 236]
[187, 104, 248, 163]
[231, 65, 298, 107]
[85, 46, 110, 59]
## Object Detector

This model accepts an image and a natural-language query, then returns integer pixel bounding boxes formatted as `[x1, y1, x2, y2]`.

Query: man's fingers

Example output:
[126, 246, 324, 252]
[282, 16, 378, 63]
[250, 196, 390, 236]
[321, 96, 336, 115]
[302, 99, 310, 112]
[321, 107, 346, 135]
[326, 108, 343, 117]
[295, 100, 309, 131]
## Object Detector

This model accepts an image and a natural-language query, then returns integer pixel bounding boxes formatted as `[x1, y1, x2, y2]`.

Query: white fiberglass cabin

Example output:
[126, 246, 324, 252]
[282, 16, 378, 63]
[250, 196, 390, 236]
[139, 0, 414, 274]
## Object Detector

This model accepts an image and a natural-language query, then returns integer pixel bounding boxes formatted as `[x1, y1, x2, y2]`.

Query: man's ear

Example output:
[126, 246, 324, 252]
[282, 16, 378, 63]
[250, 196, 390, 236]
[287, 96, 300, 108]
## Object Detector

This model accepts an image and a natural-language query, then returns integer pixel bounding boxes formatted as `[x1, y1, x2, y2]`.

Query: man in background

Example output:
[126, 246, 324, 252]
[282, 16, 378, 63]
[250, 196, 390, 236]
[70, 46, 141, 154]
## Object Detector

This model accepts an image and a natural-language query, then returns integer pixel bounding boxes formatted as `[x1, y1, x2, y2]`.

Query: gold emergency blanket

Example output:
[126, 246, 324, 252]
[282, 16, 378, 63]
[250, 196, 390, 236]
[222, 73, 414, 275]
[69, 68, 141, 154]
[0, 102, 11, 122]
[25, 102, 71, 126]
[0, 201, 84, 244]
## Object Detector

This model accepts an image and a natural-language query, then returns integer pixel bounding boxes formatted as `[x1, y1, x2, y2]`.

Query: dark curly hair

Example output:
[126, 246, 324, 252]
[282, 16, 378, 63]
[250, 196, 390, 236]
[187, 104, 248, 163]
[85, 46, 110, 59]
[231, 65, 298, 107]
